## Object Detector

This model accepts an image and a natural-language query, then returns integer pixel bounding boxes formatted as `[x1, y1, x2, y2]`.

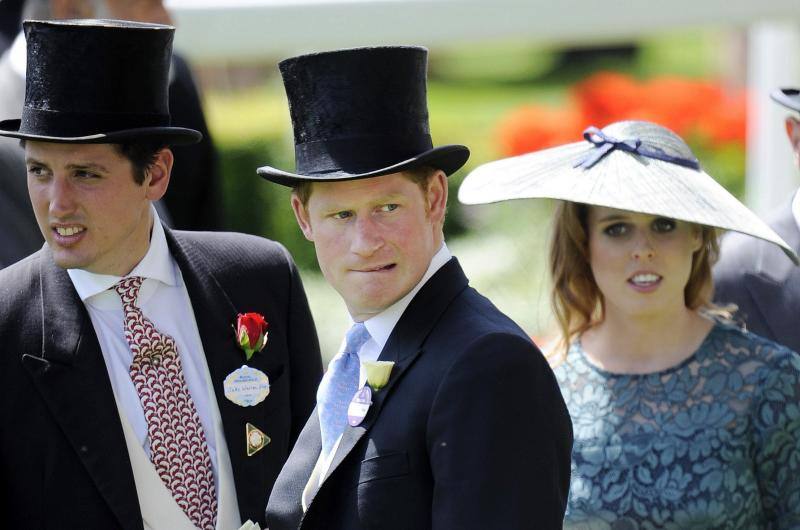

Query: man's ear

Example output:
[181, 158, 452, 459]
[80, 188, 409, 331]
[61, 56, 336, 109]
[785, 117, 800, 163]
[426, 170, 448, 227]
[290, 194, 315, 242]
[144, 148, 173, 201]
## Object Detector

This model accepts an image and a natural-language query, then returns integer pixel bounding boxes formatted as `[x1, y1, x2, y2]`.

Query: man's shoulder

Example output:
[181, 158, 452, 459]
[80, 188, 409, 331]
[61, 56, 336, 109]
[432, 285, 537, 356]
[0, 250, 43, 314]
[171, 230, 294, 272]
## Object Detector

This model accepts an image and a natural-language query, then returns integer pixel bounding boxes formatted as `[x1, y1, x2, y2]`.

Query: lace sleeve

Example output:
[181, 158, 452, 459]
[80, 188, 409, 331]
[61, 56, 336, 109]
[751, 345, 800, 529]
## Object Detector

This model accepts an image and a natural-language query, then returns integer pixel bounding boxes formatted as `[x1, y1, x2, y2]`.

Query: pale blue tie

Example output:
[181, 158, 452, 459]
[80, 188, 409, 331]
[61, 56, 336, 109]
[317, 322, 371, 461]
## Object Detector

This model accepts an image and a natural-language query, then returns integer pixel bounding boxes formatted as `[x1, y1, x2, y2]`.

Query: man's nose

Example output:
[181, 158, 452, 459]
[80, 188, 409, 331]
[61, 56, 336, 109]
[350, 216, 384, 257]
[48, 177, 78, 218]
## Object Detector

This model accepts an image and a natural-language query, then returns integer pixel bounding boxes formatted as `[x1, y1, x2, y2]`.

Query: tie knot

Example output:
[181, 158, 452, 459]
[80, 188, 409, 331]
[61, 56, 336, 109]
[114, 276, 145, 305]
[344, 323, 371, 356]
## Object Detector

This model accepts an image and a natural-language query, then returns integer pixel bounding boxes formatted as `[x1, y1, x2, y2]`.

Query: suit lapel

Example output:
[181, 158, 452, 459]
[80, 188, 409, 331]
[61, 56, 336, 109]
[306, 258, 469, 511]
[745, 206, 800, 345]
[165, 230, 270, 518]
[20, 249, 142, 530]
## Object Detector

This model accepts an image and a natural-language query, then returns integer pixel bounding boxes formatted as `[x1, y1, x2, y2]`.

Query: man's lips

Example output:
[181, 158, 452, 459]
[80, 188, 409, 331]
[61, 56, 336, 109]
[50, 223, 86, 246]
[351, 264, 397, 273]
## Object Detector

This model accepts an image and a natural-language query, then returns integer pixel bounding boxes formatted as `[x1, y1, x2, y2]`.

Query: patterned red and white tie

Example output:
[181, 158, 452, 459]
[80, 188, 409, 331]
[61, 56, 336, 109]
[115, 276, 217, 530]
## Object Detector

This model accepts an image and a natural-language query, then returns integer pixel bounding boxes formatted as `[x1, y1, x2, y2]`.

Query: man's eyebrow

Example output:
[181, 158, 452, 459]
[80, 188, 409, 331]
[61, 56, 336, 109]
[65, 162, 110, 173]
[24, 158, 111, 173]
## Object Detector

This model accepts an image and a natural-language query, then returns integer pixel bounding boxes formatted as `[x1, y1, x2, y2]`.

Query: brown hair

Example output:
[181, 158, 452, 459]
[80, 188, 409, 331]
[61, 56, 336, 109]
[292, 165, 437, 207]
[549, 201, 723, 361]
[114, 142, 169, 185]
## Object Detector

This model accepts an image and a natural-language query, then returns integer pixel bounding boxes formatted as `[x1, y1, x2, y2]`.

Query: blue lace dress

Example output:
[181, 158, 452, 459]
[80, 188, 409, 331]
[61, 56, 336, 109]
[553, 322, 800, 529]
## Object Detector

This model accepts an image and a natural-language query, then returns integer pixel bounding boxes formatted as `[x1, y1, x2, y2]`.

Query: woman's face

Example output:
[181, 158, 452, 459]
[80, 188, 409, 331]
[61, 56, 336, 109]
[587, 206, 702, 320]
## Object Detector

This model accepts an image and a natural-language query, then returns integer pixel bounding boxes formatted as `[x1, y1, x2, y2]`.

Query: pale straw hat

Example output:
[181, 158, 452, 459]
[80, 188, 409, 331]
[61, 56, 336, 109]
[458, 120, 798, 265]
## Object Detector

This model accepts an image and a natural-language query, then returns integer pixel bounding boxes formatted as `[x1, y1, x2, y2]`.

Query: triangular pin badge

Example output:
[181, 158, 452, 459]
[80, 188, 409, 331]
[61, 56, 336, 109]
[246, 422, 270, 456]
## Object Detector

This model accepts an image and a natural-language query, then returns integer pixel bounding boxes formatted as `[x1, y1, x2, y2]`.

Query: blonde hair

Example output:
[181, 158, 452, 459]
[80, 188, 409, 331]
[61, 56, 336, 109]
[549, 201, 724, 361]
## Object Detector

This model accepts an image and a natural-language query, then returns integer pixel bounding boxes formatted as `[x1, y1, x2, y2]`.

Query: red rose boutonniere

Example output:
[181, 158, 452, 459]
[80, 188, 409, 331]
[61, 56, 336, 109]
[236, 312, 269, 361]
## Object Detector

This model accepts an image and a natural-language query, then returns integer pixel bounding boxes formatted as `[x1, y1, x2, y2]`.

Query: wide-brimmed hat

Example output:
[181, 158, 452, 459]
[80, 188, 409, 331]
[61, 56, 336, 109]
[0, 19, 201, 145]
[458, 120, 798, 264]
[771, 88, 800, 112]
[257, 46, 469, 187]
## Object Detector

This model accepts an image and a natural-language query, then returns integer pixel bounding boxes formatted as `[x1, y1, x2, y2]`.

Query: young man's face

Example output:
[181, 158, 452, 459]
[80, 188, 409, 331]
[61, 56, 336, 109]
[292, 171, 448, 322]
[25, 141, 171, 276]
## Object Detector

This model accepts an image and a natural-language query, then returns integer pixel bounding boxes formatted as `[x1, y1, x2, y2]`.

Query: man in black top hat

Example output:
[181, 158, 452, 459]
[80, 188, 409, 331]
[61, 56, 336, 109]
[261, 46, 572, 530]
[0, 0, 223, 240]
[0, 20, 321, 529]
[714, 89, 800, 352]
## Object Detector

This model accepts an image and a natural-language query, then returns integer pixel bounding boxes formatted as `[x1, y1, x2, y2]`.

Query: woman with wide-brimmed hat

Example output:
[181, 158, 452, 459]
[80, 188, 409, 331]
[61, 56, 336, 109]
[459, 120, 800, 529]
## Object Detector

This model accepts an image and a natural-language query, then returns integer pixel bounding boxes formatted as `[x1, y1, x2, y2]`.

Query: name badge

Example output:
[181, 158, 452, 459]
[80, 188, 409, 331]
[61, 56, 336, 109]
[224, 365, 270, 407]
[347, 385, 372, 427]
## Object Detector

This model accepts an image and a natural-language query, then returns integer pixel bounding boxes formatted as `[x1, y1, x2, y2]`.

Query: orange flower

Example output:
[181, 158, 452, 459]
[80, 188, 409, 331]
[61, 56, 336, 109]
[496, 104, 583, 156]
[695, 90, 748, 147]
[572, 72, 642, 127]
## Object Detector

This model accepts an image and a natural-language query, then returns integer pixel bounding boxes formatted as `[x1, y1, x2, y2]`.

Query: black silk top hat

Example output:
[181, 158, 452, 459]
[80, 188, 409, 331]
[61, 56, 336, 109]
[0, 19, 201, 145]
[771, 88, 800, 113]
[257, 46, 470, 186]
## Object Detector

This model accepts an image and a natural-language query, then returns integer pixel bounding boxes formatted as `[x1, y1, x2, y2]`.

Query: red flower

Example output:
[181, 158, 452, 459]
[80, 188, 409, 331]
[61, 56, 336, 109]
[496, 104, 583, 156]
[236, 312, 269, 360]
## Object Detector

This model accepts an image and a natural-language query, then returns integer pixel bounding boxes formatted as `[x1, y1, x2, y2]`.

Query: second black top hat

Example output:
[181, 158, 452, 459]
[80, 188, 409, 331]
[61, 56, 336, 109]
[0, 19, 200, 145]
[257, 46, 470, 187]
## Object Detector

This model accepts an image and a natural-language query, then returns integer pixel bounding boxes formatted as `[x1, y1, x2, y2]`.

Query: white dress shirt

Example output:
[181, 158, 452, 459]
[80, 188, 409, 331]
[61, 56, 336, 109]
[66, 208, 235, 521]
[791, 188, 800, 232]
[302, 243, 453, 507]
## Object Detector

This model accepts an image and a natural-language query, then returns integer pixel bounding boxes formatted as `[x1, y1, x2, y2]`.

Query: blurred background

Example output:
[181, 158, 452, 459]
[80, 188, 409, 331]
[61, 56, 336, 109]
[2, 0, 799, 360]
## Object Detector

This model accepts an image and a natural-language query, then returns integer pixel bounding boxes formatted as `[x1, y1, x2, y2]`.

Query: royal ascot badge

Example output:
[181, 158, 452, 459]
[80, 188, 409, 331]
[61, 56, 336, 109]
[235, 312, 269, 361]
[224, 365, 270, 407]
[347, 385, 373, 427]
[246, 422, 270, 457]
[362, 361, 394, 391]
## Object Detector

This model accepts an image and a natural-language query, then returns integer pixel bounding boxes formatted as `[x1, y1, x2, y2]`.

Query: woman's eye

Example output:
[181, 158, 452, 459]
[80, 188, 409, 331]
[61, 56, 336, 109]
[380, 204, 399, 213]
[603, 223, 628, 237]
[652, 218, 676, 233]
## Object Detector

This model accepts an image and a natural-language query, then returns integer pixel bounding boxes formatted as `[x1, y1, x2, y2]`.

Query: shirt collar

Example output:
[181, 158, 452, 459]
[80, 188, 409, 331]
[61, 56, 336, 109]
[792, 188, 800, 234]
[67, 207, 178, 301]
[361, 243, 452, 351]
[9, 31, 25, 78]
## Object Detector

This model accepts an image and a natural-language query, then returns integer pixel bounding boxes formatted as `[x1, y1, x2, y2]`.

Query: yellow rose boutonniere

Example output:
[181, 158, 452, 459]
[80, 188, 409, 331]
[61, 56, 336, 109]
[362, 361, 394, 391]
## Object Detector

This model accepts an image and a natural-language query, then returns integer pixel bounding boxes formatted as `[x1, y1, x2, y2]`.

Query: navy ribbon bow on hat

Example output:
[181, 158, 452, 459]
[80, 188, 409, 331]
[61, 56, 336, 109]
[574, 126, 701, 170]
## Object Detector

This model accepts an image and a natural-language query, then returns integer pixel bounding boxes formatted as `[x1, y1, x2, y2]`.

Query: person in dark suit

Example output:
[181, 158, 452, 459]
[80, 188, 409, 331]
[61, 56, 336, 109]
[0, 19, 321, 529]
[714, 88, 800, 352]
[258, 47, 573, 530]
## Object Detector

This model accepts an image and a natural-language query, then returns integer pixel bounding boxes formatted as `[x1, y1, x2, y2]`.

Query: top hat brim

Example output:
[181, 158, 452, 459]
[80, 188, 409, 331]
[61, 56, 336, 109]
[0, 119, 202, 146]
[458, 135, 799, 265]
[257, 144, 470, 187]
[770, 88, 800, 113]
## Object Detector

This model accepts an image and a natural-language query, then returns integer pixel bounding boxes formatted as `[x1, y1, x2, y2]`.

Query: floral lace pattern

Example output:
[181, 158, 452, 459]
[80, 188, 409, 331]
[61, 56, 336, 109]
[553, 323, 800, 530]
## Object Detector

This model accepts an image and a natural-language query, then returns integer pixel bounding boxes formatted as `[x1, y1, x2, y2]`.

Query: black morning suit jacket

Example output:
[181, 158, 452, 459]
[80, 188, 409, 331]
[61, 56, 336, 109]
[0, 228, 323, 529]
[266, 258, 573, 530]
[714, 200, 800, 352]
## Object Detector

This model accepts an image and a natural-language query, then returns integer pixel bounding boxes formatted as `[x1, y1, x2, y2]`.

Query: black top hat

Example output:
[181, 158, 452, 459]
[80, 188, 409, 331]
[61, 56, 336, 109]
[257, 46, 469, 187]
[771, 88, 800, 113]
[0, 19, 201, 145]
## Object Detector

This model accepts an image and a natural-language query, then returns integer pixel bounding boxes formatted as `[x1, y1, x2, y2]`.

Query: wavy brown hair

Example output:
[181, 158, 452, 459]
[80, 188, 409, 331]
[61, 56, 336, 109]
[549, 201, 723, 361]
